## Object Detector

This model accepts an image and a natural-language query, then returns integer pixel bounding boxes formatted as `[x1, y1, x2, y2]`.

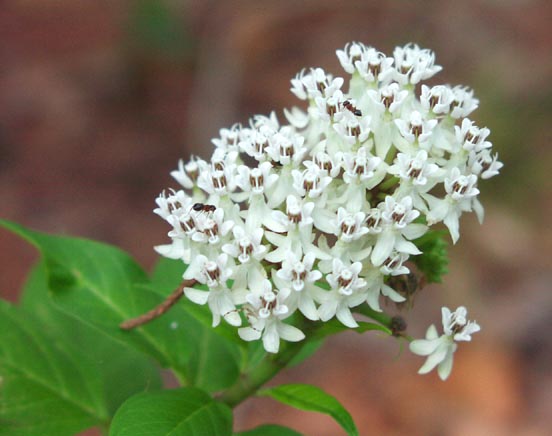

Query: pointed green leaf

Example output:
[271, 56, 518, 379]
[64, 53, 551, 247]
[20, 262, 162, 415]
[259, 384, 358, 436]
[109, 388, 232, 436]
[234, 424, 303, 436]
[0, 220, 194, 381]
[0, 300, 104, 436]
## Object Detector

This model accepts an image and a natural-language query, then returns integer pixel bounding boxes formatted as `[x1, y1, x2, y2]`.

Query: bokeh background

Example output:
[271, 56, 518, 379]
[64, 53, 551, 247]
[1, 1, 551, 435]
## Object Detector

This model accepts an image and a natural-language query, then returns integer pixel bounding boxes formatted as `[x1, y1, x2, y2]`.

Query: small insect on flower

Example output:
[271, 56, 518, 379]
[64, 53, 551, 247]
[342, 100, 362, 116]
[192, 203, 216, 212]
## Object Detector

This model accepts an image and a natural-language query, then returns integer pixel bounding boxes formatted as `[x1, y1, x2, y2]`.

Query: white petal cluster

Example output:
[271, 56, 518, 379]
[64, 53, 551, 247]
[410, 306, 480, 380]
[155, 42, 500, 357]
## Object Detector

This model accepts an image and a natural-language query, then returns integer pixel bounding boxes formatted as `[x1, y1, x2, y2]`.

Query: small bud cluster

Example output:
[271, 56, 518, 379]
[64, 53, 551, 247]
[155, 43, 498, 372]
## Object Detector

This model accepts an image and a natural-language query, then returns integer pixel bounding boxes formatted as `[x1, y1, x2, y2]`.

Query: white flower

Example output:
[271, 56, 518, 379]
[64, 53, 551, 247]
[266, 130, 307, 167]
[274, 252, 321, 320]
[450, 86, 479, 119]
[197, 159, 238, 197]
[333, 109, 372, 145]
[318, 259, 368, 328]
[379, 250, 410, 276]
[420, 85, 454, 115]
[395, 111, 438, 147]
[211, 123, 242, 152]
[388, 150, 442, 211]
[388, 150, 440, 187]
[341, 147, 384, 189]
[236, 162, 279, 196]
[468, 149, 503, 179]
[393, 43, 442, 85]
[455, 118, 492, 152]
[425, 168, 480, 243]
[170, 159, 199, 189]
[264, 197, 326, 263]
[333, 208, 369, 242]
[410, 306, 480, 380]
[336, 41, 368, 74]
[191, 207, 234, 245]
[292, 161, 333, 199]
[364, 267, 405, 312]
[370, 196, 426, 266]
[222, 225, 267, 264]
[238, 280, 305, 353]
[367, 82, 408, 114]
[183, 254, 241, 327]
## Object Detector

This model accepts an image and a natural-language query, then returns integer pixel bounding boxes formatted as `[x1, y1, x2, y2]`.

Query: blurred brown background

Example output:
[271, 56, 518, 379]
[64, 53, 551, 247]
[1, 1, 551, 435]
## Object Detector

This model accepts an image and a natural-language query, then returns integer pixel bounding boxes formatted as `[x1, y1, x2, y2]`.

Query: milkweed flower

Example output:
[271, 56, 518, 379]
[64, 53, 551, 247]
[410, 306, 481, 380]
[154, 41, 500, 382]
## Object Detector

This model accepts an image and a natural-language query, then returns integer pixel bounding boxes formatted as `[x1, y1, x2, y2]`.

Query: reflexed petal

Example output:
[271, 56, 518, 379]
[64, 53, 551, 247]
[238, 327, 262, 341]
[184, 288, 209, 305]
[336, 305, 359, 328]
[298, 294, 320, 321]
[318, 299, 338, 322]
[263, 322, 280, 353]
[223, 310, 242, 327]
[426, 324, 439, 340]
[410, 338, 440, 356]
[371, 230, 396, 266]
[402, 223, 428, 240]
[395, 238, 422, 255]
[437, 351, 454, 380]
[154, 242, 187, 260]
[277, 322, 305, 342]
[418, 343, 449, 374]
[444, 211, 460, 243]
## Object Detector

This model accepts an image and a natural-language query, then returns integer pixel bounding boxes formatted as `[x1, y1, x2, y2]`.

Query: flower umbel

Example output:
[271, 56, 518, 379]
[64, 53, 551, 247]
[153, 42, 499, 381]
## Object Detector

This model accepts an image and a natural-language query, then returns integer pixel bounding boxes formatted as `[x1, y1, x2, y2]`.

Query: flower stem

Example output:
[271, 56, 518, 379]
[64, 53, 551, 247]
[216, 339, 307, 408]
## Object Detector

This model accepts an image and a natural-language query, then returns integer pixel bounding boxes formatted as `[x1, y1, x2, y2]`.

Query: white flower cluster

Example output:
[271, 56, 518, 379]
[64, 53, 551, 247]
[154, 42, 498, 360]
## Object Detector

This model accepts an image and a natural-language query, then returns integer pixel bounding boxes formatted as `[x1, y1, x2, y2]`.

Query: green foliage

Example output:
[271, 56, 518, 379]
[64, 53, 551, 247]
[259, 384, 358, 436]
[0, 220, 389, 435]
[412, 230, 450, 283]
[0, 220, 243, 392]
[109, 388, 232, 436]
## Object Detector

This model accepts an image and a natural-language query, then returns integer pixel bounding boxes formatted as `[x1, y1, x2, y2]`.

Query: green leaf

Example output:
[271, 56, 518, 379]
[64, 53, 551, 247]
[234, 424, 303, 436]
[412, 230, 449, 283]
[259, 384, 358, 436]
[0, 300, 103, 436]
[109, 388, 233, 436]
[20, 262, 163, 415]
[0, 219, 194, 381]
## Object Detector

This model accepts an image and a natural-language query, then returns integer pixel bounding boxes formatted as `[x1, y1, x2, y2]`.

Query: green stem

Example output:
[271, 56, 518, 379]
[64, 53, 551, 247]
[379, 176, 399, 191]
[217, 338, 307, 408]
[218, 316, 315, 408]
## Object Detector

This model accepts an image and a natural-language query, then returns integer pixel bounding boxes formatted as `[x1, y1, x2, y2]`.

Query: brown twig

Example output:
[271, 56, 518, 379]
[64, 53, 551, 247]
[119, 279, 197, 330]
